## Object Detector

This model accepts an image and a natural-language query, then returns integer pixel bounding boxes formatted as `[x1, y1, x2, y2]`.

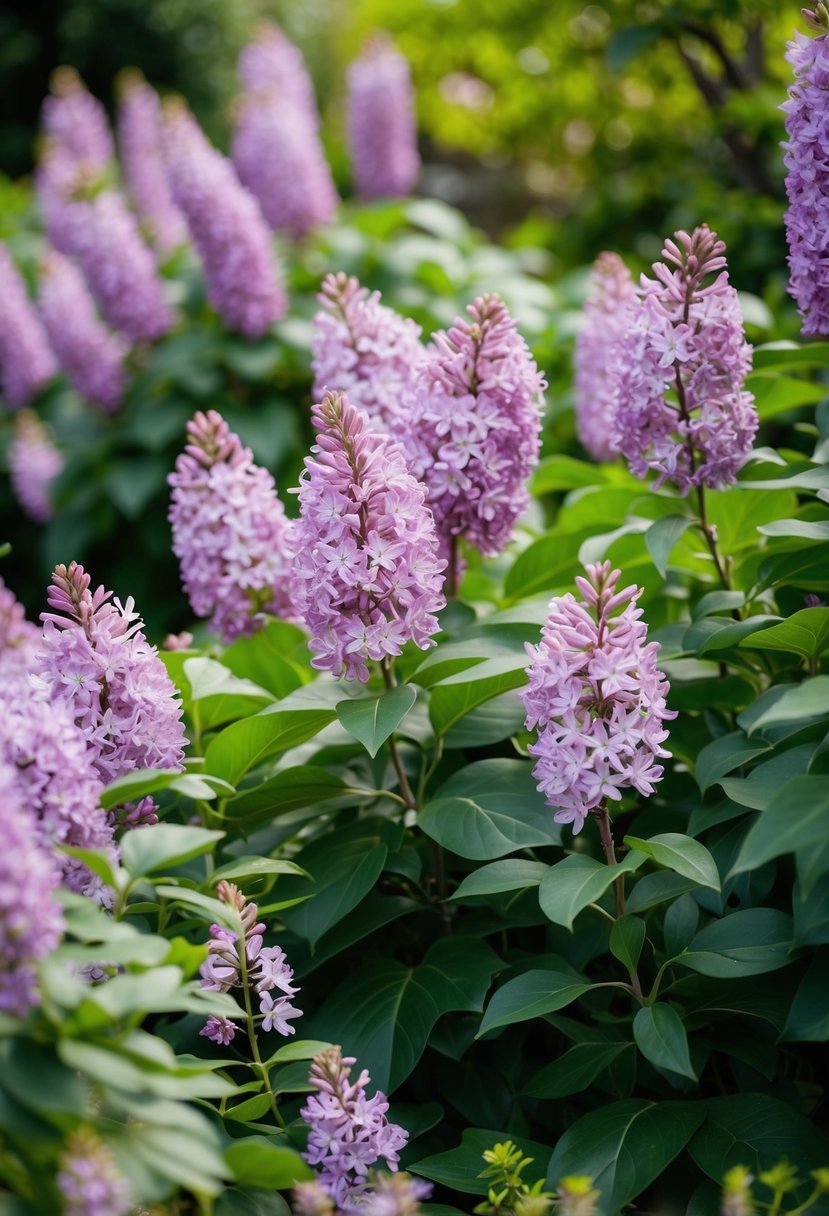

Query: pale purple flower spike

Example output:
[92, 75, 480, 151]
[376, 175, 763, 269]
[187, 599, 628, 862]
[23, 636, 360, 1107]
[8, 412, 62, 523]
[610, 225, 757, 492]
[57, 1129, 131, 1216]
[348, 36, 420, 199]
[238, 23, 320, 126]
[520, 561, 675, 835]
[574, 252, 636, 461]
[41, 67, 114, 174]
[292, 389, 446, 682]
[117, 72, 187, 256]
[0, 245, 57, 409]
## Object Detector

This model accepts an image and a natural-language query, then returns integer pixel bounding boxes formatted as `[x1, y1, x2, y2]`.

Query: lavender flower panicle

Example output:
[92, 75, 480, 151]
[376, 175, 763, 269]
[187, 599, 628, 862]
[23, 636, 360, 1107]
[238, 23, 321, 127]
[36, 146, 94, 257]
[8, 411, 63, 523]
[41, 67, 114, 174]
[405, 294, 545, 561]
[169, 410, 295, 641]
[57, 1128, 131, 1216]
[163, 101, 287, 336]
[301, 1046, 409, 1207]
[311, 273, 424, 434]
[39, 250, 127, 411]
[347, 37, 420, 199]
[0, 578, 41, 680]
[519, 562, 675, 835]
[0, 244, 57, 408]
[291, 390, 446, 682]
[574, 252, 636, 461]
[610, 226, 757, 492]
[117, 71, 187, 255]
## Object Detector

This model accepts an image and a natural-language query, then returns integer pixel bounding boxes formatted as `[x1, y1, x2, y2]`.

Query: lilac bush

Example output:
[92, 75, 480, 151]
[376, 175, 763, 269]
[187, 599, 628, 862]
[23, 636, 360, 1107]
[574, 251, 636, 461]
[347, 37, 420, 199]
[0, 244, 57, 408]
[8, 412, 62, 522]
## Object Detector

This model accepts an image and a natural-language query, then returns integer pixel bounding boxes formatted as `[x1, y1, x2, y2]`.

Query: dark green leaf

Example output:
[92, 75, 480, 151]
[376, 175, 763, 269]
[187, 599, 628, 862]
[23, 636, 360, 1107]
[781, 953, 829, 1041]
[477, 967, 591, 1037]
[646, 515, 693, 578]
[336, 685, 417, 757]
[729, 775, 829, 874]
[633, 1005, 696, 1080]
[741, 678, 829, 736]
[522, 1043, 631, 1099]
[689, 1093, 829, 1179]
[411, 1128, 551, 1195]
[204, 705, 337, 784]
[694, 732, 771, 794]
[677, 909, 795, 977]
[428, 657, 527, 735]
[610, 916, 646, 973]
[223, 766, 348, 825]
[740, 608, 829, 662]
[538, 853, 646, 931]
[449, 860, 549, 901]
[623, 834, 720, 891]
[277, 832, 387, 947]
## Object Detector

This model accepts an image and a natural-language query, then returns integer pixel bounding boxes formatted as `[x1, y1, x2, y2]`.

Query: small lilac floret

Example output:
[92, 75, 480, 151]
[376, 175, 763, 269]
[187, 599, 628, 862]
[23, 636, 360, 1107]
[347, 37, 420, 199]
[574, 252, 636, 461]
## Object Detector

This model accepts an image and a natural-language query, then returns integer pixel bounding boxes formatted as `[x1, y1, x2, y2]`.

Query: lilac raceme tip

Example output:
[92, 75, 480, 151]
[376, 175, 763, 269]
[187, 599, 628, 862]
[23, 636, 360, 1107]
[238, 23, 321, 126]
[520, 562, 675, 835]
[41, 67, 114, 175]
[8, 411, 63, 524]
[347, 36, 420, 200]
[117, 71, 187, 256]
[574, 252, 636, 462]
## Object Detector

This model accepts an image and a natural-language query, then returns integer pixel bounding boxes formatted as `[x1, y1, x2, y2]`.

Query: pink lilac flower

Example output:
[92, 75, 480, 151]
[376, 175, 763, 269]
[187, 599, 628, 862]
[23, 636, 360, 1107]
[0, 762, 64, 1017]
[36, 561, 187, 786]
[0, 578, 41, 681]
[404, 294, 545, 582]
[311, 273, 424, 433]
[301, 1046, 408, 1207]
[41, 67, 113, 174]
[117, 71, 187, 256]
[57, 1129, 131, 1216]
[610, 226, 758, 493]
[347, 37, 420, 199]
[519, 561, 675, 835]
[199, 881, 302, 1044]
[169, 410, 295, 641]
[238, 24, 320, 127]
[0, 244, 57, 408]
[163, 101, 286, 337]
[232, 92, 338, 237]
[292, 390, 445, 682]
[39, 249, 127, 411]
[8, 411, 62, 523]
[574, 252, 636, 461]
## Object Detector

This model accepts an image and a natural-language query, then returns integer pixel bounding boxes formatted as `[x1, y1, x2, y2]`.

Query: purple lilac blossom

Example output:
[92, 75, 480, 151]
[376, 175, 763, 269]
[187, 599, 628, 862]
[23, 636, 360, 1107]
[41, 67, 113, 173]
[169, 409, 295, 641]
[574, 252, 636, 461]
[8, 412, 62, 523]
[36, 146, 93, 257]
[57, 1129, 131, 1216]
[39, 249, 127, 411]
[291, 390, 445, 682]
[238, 24, 320, 127]
[405, 294, 545, 568]
[293, 1181, 336, 1216]
[347, 37, 420, 199]
[0, 762, 64, 1017]
[519, 561, 675, 835]
[163, 101, 287, 336]
[36, 561, 187, 785]
[610, 225, 757, 493]
[301, 1046, 408, 1207]
[0, 244, 57, 408]
[355, 1174, 433, 1216]
[311, 273, 424, 433]
[0, 578, 41, 681]
[117, 72, 187, 255]
[199, 880, 302, 1045]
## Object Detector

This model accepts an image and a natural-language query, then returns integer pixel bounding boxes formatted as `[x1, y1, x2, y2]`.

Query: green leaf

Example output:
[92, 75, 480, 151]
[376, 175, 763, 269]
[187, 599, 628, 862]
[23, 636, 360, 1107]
[208, 857, 309, 886]
[729, 775, 829, 874]
[747, 373, 826, 418]
[752, 340, 829, 370]
[705, 488, 798, 555]
[505, 528, 594, 600]
[626, 872, 701, 913]
[781, 954, 829, 1041]
[449, 859, 549, 901]
[120, 824, 225, 878]
[59, 844, 122, 889]
[689, 1093, 829, 1179]
[129, 1122, 227, 1195]
[223, 766, 348, 825]
[646, 515, 693, 578]
[263, 1039, 333, 1067]
[224, 1138, 313, 1189]
[277, 831, 387, 947]
[633, 1005, 696, 1081]
[739, 465, 829, 491]
[677, 909, 795, 977]
[758, 518, 829, 540]
[221, 620, 312, 699]
[740, 678, 829, 736]
[521, 1042, 631, 1099]
[418, 759, 561, 859]
[477, 967, 591, 1037]
[538, 853, 646, 931]
[428, 656, 527, 735]
[223, 1094, 274, 1124]
[531, 454, 621, 494]
[99, 767, 187, 811]
[693, 732, 771, 793]
[336, 684, 417, 757]
[410, 1128, 552, 1195]
[0, 1041, 88, 1116]
[759, 543, 829, 593]
[610, 916, 646, 973]
[623, 833, 720, 892]
[215, 1188, 291, 1216]
[740, 608, 829, 662]
[442, 690, 526, 749]
[204, 704, 337, 784]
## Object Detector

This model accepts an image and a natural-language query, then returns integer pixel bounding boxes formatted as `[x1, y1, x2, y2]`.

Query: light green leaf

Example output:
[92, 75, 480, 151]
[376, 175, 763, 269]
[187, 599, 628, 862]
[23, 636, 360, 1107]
[740, 677, 829, 736]
[428, 656, 527, 734]
[224, 1138, 313, 1188]
[204, 705, 337, 784]
[645, 514, 693, 578]
[740, 608, 829, 662]
[623, 833, 720, 892]
[336, 684, 417, 757]
[120, 824, 225, 879]
[208, 857, 309, 886]
[223, 766, 348, 825]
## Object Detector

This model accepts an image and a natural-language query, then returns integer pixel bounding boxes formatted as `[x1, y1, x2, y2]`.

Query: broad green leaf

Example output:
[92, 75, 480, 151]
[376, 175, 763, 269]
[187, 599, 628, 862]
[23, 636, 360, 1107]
[99, 767, 186, 811]
[336, 684, 417, 757]
[215, 1188, 291, 1216]
[693, 732, 771, 793]
[689, 1093, 829, 1179]
[705, 488, 798, 555]
[204, 705, 337, 784]
[155, 884, 240, 930]
[740, 608, 829, 662]
[752, 340, 829, 370]
[120, 824, 225, 879]
[223, 766, 348, 825]
[208, 857, 309, 886]
[277, 832, 387, 947]
[740, 466, 829, 491]
[419, 759, 561, 859]
[729, 774, 829, 874]
[129, 1123, 227, 1195]
[410, 1128, 551, 1195]
[781, 954, 829, 1041]
[646, 514, 693, 578]
[740, 678, 829, 736]
[759, 542, 829, 593]
[184, 655, 273, 704]
[610, 916, 646, 972]
[223, 1094, 274, 1124]
[538, 853, 646, 931]
[522, 1042, 631, 1099]
[531, 454, 617, 494]
[623, 833, 720, 892]
[410, 637, 516, 688]
[477, 967, 591, 1036]
[747, 373, 826, 418]
[428, 656, 527, 734]
[720, 744, 818, 812]
[221, 620, 313, 699]
[633, 1004, 696, 1080]
[505, 527, 596, 599]
[442, 689, 526, 748]
[793, 874, 829, 946]
[676, 908, 795, 977]
[449, 859, 549, 901]
[759, 519, 829, 540]
[684, 615, 781, 657]
[626, 872, 701, 913]
[0, 1041, 87, 1116]
[224, 1138, 313, 1188]
[263, 1040, 333, 1067]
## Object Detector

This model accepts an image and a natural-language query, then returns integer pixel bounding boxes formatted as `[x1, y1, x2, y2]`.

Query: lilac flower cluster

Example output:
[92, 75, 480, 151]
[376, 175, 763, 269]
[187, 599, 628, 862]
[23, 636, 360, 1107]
[0, 578, 41, 681]
[0, 244, 57, 408]
[293, 1172, 431, 1216]
[609, 226, 757, 493]
[168, 410, 295, 641]
[163, 102, 287, 336]
[301, 1046, 409, 1207]
[405, 294, 545, 571]
[347, 37, 420, 199]
[57, 1129, 131, 1216]
[36, 562, 187, 785]
[292, 390, 445, 681]
[36, 146, 92, 257]
[8, 412, 62, 523]
[520, 562, 674, 835]
[311, 273, 424, 434]
[199, 881, 302, 1046]
[39, 250, 126, 411]
[117, 72, 187, 256]
[574, 252, 636, 461]
[238, 23, 320, 124]
[0, 763, 64, 1017]
[41, 67, 114, 174]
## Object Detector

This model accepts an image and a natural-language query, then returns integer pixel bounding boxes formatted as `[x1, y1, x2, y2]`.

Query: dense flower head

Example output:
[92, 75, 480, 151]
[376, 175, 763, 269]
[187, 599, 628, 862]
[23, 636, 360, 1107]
[292, 390, 446, 681]
[610, 226, 757, 493]
[57, 1128, 131, 1216]
[41, 67, 114, 174]
[0, 762, 64, 1017]
[574, 252, 636, 461]
[347, 37, 420, 199]
[0, 578, 41, 681]
[36, 561, 187, 785]
[232, 93, 338, 237]
[163, 101, 287, 336]
[0, 244, 57, 408]
[169, 409, 295, 641]
[8, 411, 62, 523]
[301, 1046, 409, 1207]
[117, 71, 187, 255]
[404, 294, 545, 562]
[520, 562, 675, 835]
[39, 249, 127, 411]
[199, 880, 302, 1045]
[36, 146, 95, 256]
[311, 273, 424, 433]
[238, 23, 320, 126]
